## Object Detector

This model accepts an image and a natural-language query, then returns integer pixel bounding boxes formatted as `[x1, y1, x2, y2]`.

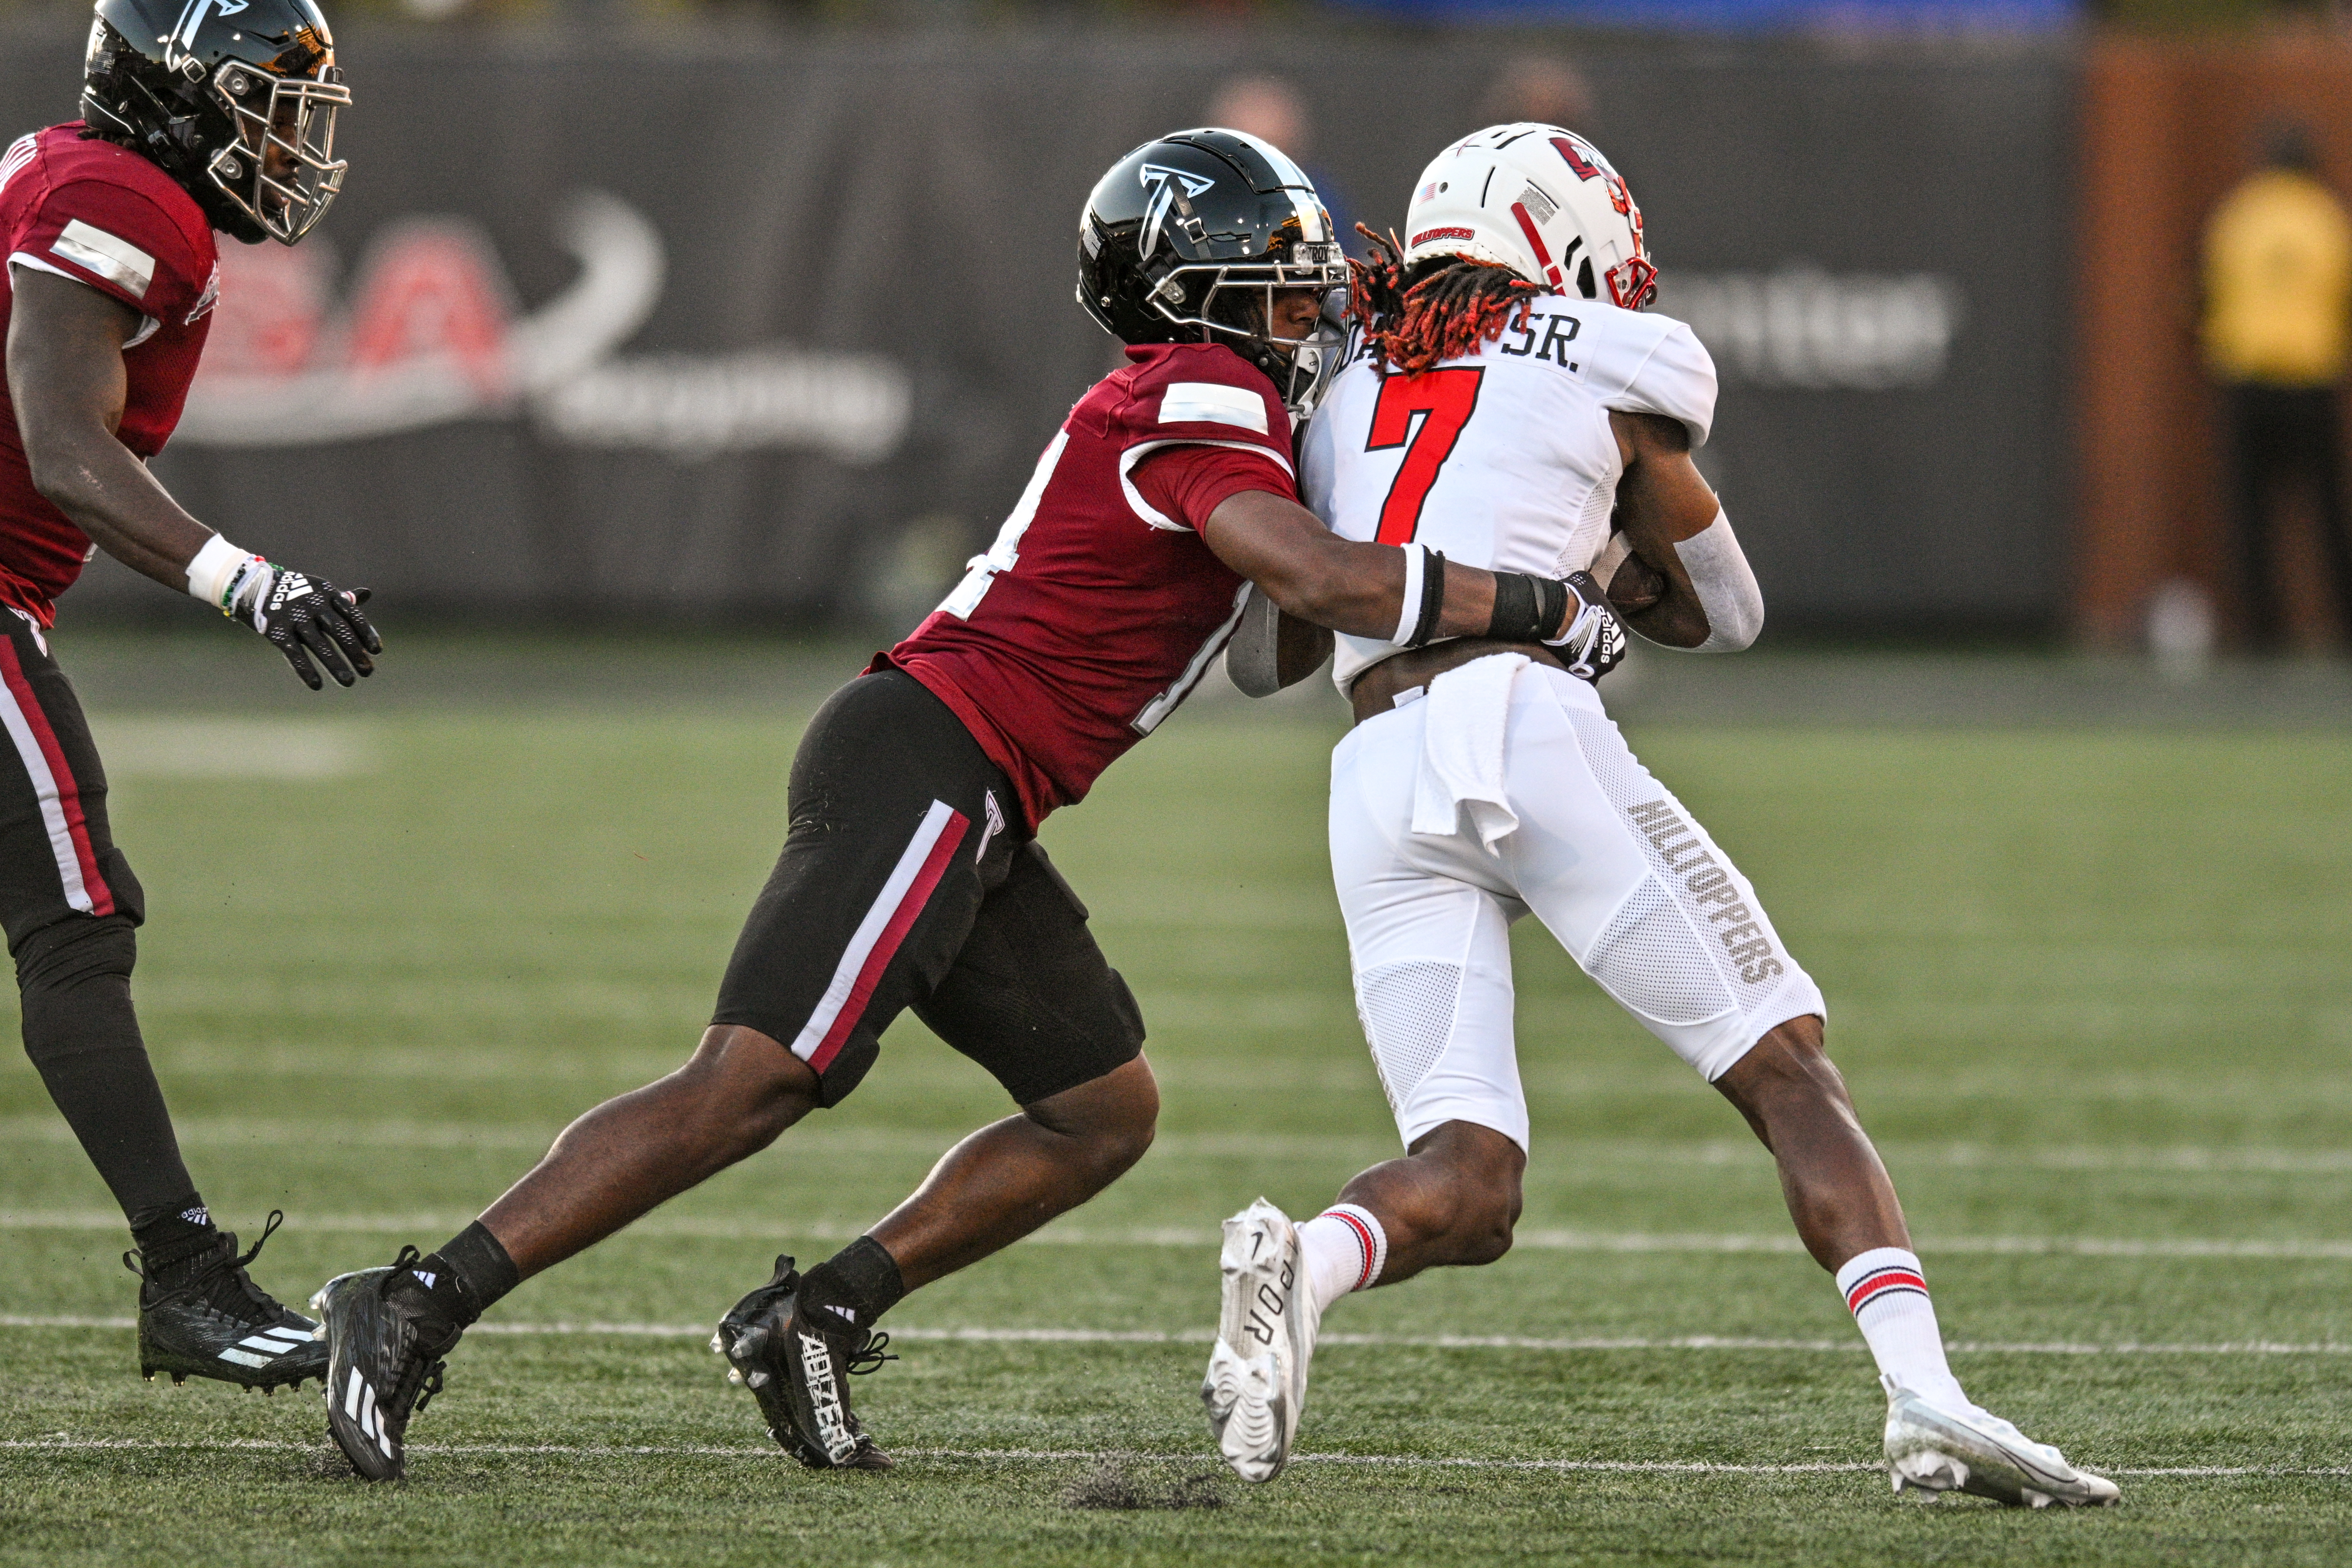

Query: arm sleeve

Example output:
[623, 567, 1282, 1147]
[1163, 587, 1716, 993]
[10, 181, 202, 327]
[1129, 444, 1297, 534]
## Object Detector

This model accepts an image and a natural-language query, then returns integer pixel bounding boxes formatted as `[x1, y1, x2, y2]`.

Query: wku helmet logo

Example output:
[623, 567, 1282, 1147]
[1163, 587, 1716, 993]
[1551, 138, 1638, 224]
[1138, 163, 1218, 261]
[1550, 135, 1656, 310]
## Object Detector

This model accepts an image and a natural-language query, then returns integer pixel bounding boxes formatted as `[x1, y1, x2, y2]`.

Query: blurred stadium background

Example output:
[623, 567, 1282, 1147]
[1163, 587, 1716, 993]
[1, 0, 2348, 1562]
[0, 0, 2346, 649]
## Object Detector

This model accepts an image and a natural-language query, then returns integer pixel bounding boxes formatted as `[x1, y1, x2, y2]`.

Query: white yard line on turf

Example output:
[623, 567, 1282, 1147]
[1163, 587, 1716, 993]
[0, 1436, 2339, 1479]
[9, 1118, 2352, 1176]
[14, 1209, 2352, 1259]
[4, 1315, 2348, 1356]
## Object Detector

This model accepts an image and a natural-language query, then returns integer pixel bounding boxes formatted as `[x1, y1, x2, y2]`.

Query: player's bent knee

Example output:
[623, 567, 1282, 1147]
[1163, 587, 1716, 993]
[1397, 1121, 1524, 1265]
[679, 1025, 821, 1144]
[1716, 1014, 1848, 1120]
[1449, 1190, 1519, 1266]
[1029, 1053, 1158, 1182]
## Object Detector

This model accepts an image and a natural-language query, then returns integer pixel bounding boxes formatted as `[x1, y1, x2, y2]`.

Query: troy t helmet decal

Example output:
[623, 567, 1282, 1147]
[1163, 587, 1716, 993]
[1078, 127, 1346, 416]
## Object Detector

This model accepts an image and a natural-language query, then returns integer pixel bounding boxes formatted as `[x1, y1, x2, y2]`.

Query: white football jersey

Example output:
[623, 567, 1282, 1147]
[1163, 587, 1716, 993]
[1299, 300, 1716, 691]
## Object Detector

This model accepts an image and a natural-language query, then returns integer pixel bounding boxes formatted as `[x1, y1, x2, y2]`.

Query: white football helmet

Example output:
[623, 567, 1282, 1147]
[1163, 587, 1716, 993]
[1399, 124, 1658, 311]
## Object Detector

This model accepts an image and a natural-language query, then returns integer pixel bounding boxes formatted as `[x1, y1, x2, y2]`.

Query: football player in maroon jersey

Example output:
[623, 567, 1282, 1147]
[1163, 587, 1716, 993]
[3, 0, 373, 1393]
[312, 129, 1625, 1481]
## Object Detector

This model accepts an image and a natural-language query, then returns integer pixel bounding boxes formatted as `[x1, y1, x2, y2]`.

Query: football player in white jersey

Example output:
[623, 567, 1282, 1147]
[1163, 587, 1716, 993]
[1201, 125, 2120, 1509]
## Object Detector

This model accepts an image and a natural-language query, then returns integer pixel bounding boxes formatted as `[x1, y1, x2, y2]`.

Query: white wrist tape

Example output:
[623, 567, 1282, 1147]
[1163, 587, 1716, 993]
[185, 534, 260, 614]
[1392, 543, 1429, 646]
[1673, 509, 1764, 653]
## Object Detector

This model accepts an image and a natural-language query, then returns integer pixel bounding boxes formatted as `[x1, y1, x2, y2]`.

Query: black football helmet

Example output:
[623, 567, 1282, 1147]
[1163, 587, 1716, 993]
[1078, 128, 1344, 411]
[80, 0, 349, 246]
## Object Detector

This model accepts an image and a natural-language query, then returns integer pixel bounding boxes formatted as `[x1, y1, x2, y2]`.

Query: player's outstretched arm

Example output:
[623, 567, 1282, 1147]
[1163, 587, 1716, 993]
[1201, 489, 1516, 642]
[1601, 410, 1763, 652]
[9, 267, 381, 689]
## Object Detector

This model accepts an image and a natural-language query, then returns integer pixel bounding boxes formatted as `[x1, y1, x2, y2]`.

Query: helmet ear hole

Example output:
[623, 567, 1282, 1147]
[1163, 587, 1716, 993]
[1577, 258, 1597, 299]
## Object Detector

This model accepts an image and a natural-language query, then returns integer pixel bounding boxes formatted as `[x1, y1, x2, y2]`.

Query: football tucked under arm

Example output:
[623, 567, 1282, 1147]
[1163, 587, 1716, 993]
[1597, 510, 1762, 653]
[1603, 410, 1763, 652]
[1225, 585, 1332, 697]
[1595, 531, 1667, 613]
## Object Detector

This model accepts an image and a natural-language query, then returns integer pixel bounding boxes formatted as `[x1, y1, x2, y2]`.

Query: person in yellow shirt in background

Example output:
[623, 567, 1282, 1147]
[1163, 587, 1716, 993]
[2203, 122, 2352, 650]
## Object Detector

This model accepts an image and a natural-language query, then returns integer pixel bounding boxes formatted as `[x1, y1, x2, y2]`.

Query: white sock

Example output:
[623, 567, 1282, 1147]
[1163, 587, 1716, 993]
[1297, 1204, 1387, 1314]
[1835, 1247, 1974, 1412]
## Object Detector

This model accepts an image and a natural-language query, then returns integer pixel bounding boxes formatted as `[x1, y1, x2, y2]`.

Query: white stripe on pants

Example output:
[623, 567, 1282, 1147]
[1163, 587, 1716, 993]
[0, 656, 93, 914]
[1328, 660, 1825, 1152]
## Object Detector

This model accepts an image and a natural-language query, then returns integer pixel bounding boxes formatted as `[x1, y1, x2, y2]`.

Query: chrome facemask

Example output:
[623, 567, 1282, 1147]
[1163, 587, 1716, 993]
[206, 60, 348, 245]
[1147, 243, 1346, 415]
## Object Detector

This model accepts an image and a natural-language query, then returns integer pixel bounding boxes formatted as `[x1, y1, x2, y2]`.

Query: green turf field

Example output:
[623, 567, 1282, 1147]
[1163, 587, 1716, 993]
[3, 637, 2348, 1565]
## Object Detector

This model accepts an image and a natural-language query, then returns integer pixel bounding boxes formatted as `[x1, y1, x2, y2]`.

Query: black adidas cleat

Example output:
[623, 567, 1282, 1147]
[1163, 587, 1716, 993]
[711, 1254, 897, 1471]
[312, 1247, 463, 1482]
[127, 1211, 327, 1393]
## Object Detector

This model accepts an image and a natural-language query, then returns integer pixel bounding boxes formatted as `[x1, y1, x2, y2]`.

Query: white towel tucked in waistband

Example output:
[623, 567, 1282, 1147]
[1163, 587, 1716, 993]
[1409, 651, 1528, 847]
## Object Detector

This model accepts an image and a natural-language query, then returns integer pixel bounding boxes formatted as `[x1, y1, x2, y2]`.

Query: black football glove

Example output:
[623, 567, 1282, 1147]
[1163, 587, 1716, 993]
[221, 559, 381, 690]
[1547, 570, 1627, 684]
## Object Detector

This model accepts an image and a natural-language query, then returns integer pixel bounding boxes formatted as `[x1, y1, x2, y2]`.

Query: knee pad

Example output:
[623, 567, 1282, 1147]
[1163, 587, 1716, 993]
[17, 915, 139, 1068]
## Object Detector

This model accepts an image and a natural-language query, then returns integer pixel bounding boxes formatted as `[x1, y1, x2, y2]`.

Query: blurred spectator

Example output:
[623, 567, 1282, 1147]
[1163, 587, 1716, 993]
[2201, 122, 2352, 649]
[1477, 55, 1596, 136]
[1205, 74, 1359, 253]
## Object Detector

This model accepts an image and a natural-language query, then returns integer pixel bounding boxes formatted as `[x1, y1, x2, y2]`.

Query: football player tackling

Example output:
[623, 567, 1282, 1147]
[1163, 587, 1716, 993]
[311, 129, 1624, 1481]
[1201, 126, 2120, 1509]
[0, 0, 373, 1394]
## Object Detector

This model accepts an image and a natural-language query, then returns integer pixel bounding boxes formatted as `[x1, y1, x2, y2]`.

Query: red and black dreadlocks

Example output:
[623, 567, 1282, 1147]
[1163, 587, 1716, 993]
[1346, 225, 1548, 377]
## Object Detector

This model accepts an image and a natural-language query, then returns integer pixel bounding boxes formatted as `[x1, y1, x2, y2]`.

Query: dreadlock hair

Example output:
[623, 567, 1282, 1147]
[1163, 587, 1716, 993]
[1346, 224, 1549, 377]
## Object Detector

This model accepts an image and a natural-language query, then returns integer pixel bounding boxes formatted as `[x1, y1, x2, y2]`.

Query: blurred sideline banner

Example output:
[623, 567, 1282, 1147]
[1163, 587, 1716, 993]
[1328, 0, 2076, 32]
[0, 31, 2071, 633]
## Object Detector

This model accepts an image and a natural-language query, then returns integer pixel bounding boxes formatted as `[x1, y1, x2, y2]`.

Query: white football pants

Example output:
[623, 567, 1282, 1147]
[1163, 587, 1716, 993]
[1328, 656, 1826, 1152]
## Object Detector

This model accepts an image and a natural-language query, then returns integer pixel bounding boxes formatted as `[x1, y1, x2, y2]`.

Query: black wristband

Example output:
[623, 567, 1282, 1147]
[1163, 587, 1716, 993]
[1534, 576, 1570, 643]
[1485, 571, 1568, 645]
[1407, 550, 1446, 647]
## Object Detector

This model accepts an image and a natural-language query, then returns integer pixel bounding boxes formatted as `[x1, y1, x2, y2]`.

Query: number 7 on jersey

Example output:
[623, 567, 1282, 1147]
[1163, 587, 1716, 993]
[1366, 367, 1484, 545]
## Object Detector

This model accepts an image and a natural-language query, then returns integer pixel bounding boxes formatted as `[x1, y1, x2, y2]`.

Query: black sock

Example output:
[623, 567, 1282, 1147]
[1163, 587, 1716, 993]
[130, 1196, 213, 1253]
[130, 1196, 218, 1288]
[391, 1221, 520, 1330]
[797, 1236, 906, 1334]
[436, 1220, 520, 1315]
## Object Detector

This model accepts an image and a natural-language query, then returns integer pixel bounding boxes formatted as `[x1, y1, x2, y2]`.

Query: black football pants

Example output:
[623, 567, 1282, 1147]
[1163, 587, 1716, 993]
[0, 612, 198, 1230]
[711, 668, 1144, 1109]
[2229, 384, 2352, 648]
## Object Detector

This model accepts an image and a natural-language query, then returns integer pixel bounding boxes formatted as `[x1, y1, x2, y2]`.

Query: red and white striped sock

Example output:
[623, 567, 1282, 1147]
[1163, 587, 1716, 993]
[1298, 1204, 1387, 1314]
[1835, 1247, 1972, 1410]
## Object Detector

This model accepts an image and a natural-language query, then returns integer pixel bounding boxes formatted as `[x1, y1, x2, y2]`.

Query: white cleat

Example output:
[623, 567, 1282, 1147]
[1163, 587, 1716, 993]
[1882, 1379, 2121, 1508]
[1202, 1198, 1320, 1483]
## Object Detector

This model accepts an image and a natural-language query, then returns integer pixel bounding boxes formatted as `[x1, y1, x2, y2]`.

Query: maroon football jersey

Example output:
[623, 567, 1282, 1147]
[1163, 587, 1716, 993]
[0, 124, 220, 625]
[881, 342, 1298, 830]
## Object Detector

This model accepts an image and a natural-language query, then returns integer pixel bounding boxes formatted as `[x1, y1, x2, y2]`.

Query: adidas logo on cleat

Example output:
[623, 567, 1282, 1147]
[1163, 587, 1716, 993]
[216, 1325, 313, 1369]
[342, 1368, 397, 1460]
